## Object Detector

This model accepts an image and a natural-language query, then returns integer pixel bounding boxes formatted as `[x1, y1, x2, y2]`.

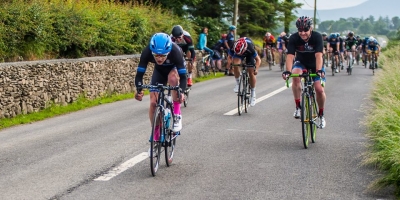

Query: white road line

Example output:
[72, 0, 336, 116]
[94, 152, 148, 181]
[223, 84, 291, 116]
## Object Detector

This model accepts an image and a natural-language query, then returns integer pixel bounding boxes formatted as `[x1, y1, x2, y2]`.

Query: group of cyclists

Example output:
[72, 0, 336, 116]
[133, 15, 387, 151]
[323, 31, 381, 73]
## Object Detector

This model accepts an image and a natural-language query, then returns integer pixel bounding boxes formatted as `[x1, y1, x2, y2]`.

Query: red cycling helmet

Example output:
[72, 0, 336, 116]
[221, 34, 227, 39]
[233, 37, 248, 55]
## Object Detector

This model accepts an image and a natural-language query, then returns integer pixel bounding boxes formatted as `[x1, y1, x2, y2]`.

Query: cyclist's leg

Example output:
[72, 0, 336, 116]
[312, 67, 326, 117]
[246, 56, 257, 106]
[292, 61, 304, 109]
[232, 55, 244, 92]
[167, 67, 183, 132]
[212, 50, 222, 71]
[271, 46, 276, 64]
[225, 51, 234, 75]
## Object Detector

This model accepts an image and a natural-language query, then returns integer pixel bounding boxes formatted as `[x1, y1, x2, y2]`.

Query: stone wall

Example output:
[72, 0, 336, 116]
[0, 53, 203, 119]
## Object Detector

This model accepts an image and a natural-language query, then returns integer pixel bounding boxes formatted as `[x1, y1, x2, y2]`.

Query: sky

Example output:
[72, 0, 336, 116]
[294, 0, 368, 10]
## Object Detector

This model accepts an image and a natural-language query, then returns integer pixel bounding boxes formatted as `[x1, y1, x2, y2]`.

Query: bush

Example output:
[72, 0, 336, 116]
[0, 0, 195, 61]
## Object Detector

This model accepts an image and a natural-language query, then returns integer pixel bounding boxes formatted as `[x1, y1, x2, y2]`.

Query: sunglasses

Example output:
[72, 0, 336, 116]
[298, 28, 310, 33]
[152, 53, 169, 58]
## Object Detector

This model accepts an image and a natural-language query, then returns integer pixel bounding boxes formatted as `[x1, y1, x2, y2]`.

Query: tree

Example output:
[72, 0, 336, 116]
[392, 16, 400, 29]
[358, 21, 374, 34]
[280, 0, 302, 34]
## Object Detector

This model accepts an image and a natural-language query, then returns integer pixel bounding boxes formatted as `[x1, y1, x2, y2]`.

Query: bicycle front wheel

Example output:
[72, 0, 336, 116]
[244, 74, 250, 113]
[150, 107, 162, 176]
[301, 93, 311, 149]
[310, 92, 318, 143]
[237, 74, 244, 116]
[165, 104, 176, 166]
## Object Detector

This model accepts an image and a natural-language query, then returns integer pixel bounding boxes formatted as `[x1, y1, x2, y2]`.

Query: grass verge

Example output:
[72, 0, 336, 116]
[0, 73, 225, 130]
[363, 42, 400, 196]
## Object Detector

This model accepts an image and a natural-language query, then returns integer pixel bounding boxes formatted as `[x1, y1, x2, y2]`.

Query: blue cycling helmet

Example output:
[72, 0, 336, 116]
[330, 33, 337, 39]
[229, 25, 236, 31]
[149, 33, 173, 55]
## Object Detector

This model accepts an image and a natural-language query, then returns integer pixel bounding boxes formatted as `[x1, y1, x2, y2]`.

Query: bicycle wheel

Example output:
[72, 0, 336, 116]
[165, 104, 176, 167]
[280, 53, 285, 71]
[331, 57, 335, 76]
[150, 107, 162, 176]
[301, 92, 310, 149]
[210, 59, 217, 76]
[183, 88, 189, 107]
[310, 92, 318, 143]
[237, 74, 244, 115]
[244, 73, 250, 113]
[267, 52, 272, 70]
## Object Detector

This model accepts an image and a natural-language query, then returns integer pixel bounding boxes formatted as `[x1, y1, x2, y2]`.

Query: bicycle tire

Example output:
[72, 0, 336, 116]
[237, 74, 244, 116]
[310, 92, 318, 143]
[301, 92, 310, 149]
[165, 103, 176, 167]
[244, 73, 250, 113]
[280, 53, 285, 71]
[331, 56, 335, 76]
[150, 107, 162, 176]
[267, 52, 272, 70]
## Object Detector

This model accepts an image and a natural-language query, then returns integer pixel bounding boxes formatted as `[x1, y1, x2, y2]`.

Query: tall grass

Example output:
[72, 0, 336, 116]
[363, 43, 400, 196]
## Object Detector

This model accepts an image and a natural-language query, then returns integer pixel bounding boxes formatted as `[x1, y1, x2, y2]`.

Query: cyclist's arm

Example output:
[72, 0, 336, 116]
[255, 54, 261, 70]
[135, 46, 151, 91]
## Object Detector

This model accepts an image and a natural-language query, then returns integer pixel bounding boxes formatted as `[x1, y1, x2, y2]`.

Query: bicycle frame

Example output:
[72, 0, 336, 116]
[286, 71, 319, 148]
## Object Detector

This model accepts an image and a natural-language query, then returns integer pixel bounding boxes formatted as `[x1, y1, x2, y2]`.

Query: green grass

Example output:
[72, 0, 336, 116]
[363, 42, 400, 196]
[0, 73, 223, 130]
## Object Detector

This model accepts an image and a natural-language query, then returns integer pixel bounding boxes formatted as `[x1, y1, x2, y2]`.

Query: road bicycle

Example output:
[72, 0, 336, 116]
[198, 51, 217, 76]
[139, 84, 181, 176]
[233, 63, 253, 116]
[369, 51, 378, 75]
[264, 46, 273, 70]
[286, 70, 320, 149]
[346, 50, 354, 75]
[280, 50, 286, 71]
[329, 51, 337, 76]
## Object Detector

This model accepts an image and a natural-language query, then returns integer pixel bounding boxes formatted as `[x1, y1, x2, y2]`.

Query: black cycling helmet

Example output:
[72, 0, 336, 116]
[296, 16, 313, 30]
[322, 32, 327, 36]
[171, 25, 184, 37]
[348, 31, 354, 37]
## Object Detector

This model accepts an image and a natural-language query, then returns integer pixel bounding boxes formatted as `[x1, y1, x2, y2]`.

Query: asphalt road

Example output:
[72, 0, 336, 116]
[0, 62, 395, 200]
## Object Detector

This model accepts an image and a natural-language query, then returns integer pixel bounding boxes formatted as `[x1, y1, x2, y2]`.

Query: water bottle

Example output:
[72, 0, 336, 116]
[164, 108, 171, 130]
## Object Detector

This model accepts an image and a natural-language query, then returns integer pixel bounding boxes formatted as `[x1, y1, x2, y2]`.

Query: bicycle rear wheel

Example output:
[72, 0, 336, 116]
[165, 104, 176, 166]
[301, 92, 311, 149]
[237, 74, 245, 115]
[150, 107, 162, 176]
[331, 57, 335, 76]
[310, 92, 318, 143]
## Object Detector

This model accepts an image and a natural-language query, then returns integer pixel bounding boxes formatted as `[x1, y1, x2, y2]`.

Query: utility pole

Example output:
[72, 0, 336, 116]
[313, 0, 317, 28]
[233, 0, 238, 39]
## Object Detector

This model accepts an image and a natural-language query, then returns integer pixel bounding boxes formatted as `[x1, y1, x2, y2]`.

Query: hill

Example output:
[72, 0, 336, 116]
[295, 0, 400, 21]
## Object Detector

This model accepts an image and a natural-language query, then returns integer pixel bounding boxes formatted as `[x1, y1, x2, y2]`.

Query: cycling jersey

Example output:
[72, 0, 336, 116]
[226, 32, 235, 49]
[327, 37, 340, 51]
[345, 37, 357, 50]
[135, 42, 187, 92]
[171, 30, 195, 60]
[287, 31, 324, 68]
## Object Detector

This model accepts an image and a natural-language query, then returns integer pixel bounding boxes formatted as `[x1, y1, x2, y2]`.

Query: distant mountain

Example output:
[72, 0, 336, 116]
[295, 0, 400, 21]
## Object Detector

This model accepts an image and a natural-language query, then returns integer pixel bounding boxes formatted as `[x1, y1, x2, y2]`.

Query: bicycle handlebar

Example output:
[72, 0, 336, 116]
[139, 84, 181, 92]
[285, 73, 318, 88]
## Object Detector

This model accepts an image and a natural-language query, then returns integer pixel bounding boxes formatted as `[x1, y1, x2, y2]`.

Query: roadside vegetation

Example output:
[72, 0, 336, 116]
[363, 40, 400, 197]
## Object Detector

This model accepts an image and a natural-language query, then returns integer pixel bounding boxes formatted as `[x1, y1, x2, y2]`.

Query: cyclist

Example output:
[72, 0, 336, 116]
[230, 37, 261, 107]
[344, 31, 357, 72]
[171, 25, 195, 87]
[326, 33, 340, 73]
[282, 16, 326, 129]
[263, 32, 276, 65]
[134, 33, 187, 136]
[224, 25, 237, 76]
[322, 32, 328, 67]
[337, 33, 345, 70]
[277, 32, 287, 66]
[210, 34, 228, 72]
[365, 36, 381, 69]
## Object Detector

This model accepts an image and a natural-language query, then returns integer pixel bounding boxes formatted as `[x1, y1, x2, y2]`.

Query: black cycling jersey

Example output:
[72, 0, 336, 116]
[345, 37, 357, 49]
[226, 32, 235, 49]
[171, 30, 195, 60]
[327, 37, 340, 51]
[135, 42, 187, 92]
[287, 31, 323, 67]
